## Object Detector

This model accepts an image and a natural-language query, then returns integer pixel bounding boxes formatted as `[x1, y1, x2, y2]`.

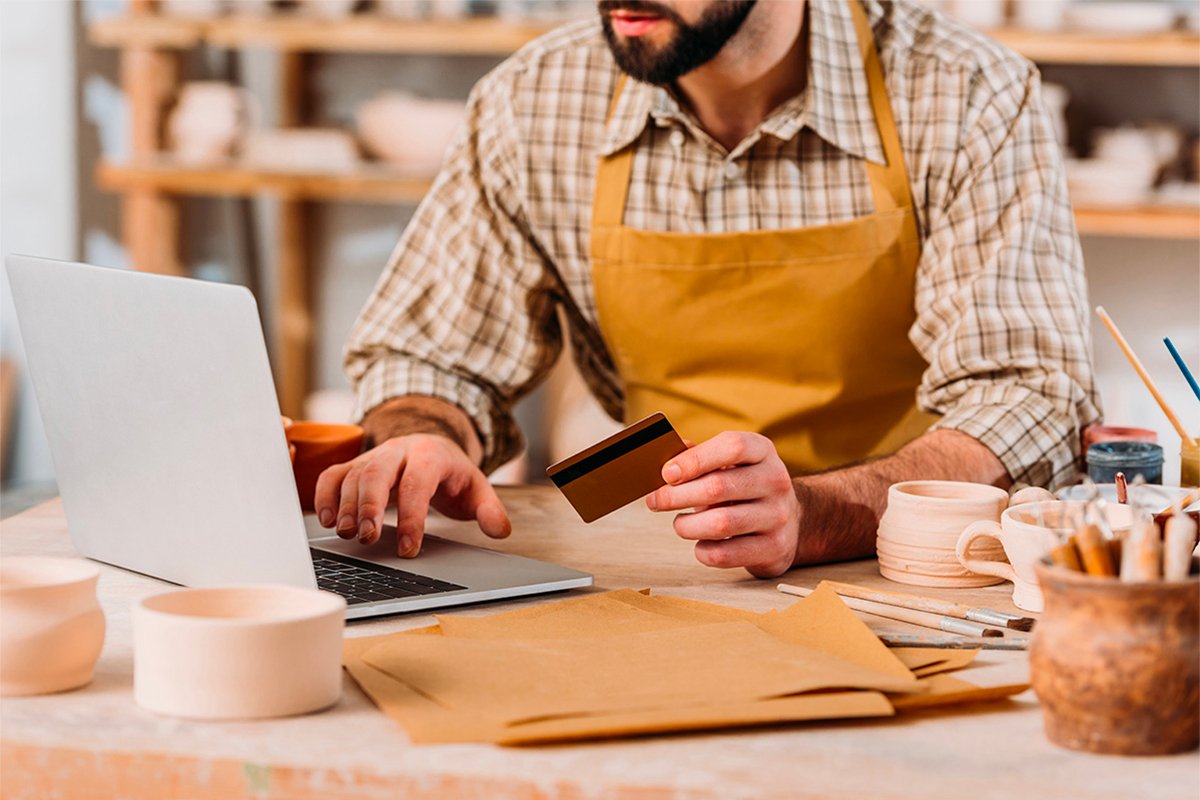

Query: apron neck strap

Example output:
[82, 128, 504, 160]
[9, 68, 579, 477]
[847, 0, 912, 214]
[594, 75, 633, 229]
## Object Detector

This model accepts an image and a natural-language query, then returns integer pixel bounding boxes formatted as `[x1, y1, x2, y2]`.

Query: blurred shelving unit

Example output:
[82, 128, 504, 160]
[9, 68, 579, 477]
[88, 6, 1200, 413]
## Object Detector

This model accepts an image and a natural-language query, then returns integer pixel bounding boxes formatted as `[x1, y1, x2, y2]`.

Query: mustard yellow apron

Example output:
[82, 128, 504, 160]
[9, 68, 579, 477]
[589, 0, 935, 474]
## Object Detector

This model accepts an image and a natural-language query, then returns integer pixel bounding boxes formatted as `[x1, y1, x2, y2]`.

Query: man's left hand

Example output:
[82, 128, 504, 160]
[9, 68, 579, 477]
[646, 432, 799, 578]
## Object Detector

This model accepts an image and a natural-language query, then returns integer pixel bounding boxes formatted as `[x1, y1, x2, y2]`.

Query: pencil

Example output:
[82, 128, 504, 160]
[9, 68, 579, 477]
[1095, 307, 1197, 448]
[1164, 336, 1200, 403]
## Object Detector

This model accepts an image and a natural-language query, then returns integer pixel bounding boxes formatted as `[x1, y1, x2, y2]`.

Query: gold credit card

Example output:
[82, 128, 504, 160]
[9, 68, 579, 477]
[546, 412, 687, 523]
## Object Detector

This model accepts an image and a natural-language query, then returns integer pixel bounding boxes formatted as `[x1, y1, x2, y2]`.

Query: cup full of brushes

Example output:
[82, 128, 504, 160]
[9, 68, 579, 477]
[1030, 497, 1199, 755]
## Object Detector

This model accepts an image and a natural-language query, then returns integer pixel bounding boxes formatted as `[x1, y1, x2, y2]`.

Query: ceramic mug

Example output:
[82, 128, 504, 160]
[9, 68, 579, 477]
[0, 556, 106, 696]
[876, 481, 1054, 588]
[957, 500, 1134, 612]
[167, 81, 258, 165]
[287, 422, 365, 512]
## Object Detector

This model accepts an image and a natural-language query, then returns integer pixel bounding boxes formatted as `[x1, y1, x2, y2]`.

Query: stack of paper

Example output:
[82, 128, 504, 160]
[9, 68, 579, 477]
[343, 583, 1026, 745]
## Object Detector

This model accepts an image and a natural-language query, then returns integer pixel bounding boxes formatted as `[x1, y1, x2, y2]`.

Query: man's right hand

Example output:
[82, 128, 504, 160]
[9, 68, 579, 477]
[313, 434, 512, 558]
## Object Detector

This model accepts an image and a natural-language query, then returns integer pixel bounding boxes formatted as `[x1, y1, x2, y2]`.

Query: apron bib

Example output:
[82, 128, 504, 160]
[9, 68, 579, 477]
[589, 0, 935, 474]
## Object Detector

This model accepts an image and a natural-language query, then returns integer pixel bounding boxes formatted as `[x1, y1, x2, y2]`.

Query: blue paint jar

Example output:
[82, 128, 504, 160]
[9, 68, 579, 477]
[1086, 441, 1164, 485]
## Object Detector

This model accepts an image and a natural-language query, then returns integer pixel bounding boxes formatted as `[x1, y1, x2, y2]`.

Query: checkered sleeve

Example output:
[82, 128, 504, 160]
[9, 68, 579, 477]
[913, 63, 1102, 489]
[343, 68, 565, 474]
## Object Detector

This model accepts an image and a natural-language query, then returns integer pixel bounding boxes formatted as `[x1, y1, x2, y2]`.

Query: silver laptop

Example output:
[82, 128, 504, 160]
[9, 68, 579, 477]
[6, 255, 592, 619]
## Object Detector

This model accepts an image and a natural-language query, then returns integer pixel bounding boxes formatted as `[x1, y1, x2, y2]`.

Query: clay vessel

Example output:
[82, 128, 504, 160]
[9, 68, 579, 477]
[133, 585, 346, 719]
[958, 500, 1134, 612]
[286, 422, 364, 512]
[1031, 562, 1199, 754]
[876, 481, 1011, 587]
[167, 81, 256, 165]
[0, 556, 106, 696]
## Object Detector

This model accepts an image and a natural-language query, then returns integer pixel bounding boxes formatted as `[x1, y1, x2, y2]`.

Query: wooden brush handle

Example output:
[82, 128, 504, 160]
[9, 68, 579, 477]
[1076, 524, 1116, 577]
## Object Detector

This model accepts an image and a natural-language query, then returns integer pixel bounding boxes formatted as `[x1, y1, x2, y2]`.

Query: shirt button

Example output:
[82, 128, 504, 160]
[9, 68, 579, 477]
[723, 161, 741, 180]
[669, 129, 685, 149]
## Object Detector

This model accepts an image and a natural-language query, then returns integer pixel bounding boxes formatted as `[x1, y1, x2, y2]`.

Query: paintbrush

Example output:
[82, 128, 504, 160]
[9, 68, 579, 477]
[778, 583, 1004, 638]
[1095, 307, 1197, 448]
[816, 580, 1035, 632]
[1116, 472, 1128, 504]
[1164, 336, 1200, 403]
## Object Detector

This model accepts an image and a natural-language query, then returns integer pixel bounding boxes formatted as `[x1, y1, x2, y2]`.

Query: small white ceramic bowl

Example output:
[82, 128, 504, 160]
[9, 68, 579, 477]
[133, 585, 345, 720]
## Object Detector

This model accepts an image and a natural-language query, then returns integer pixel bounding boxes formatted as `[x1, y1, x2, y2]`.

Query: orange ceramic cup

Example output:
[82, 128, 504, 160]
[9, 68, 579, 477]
[286, 422, 365, 512]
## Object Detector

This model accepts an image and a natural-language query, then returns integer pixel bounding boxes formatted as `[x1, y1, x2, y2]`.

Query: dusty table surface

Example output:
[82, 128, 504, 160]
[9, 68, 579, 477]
[2, 485, 1197, 800]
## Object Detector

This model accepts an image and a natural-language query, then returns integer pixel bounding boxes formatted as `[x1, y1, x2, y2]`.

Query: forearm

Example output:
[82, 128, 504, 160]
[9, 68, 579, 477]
[792, 429, 1011, 565]
[361, 396, 484, 467]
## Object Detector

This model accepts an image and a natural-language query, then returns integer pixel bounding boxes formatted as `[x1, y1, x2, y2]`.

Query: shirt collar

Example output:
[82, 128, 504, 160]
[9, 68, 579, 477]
[597, 0, 886, 165]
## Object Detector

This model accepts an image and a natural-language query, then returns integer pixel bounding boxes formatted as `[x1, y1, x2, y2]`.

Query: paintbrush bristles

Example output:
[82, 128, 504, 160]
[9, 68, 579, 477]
[1005, 617, 1035, 632]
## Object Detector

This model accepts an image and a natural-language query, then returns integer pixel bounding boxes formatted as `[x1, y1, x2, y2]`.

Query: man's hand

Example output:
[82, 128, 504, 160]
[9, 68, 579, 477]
[313, 434, 511, 558]
[646, 432, 800, 578]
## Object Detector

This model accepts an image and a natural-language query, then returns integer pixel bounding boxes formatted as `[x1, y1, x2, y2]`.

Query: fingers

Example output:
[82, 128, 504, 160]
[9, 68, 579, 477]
[394, 459, 442, 558]
[670, 501, 790, 542]
[353, 446, 407, 545]
[662, 431, 773, 485]
[694, 531, 794, 578]
[648, 463, 770, 512]
[314, 462, 353, 531]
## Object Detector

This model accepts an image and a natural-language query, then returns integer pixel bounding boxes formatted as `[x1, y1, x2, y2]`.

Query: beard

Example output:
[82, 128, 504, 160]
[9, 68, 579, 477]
[599, 0, 758, 85]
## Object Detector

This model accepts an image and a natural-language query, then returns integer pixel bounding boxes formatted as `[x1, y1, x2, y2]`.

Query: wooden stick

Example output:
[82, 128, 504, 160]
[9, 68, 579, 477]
[1095, 306, 1197, 448]
[778, 584, 1003, 638]
[818, 580, 1034, 632]
[1076, 523, 1116, 577]
[1048, 535, 1084, 572]
[878, 633, 1029, 651]
[1163, 513, 1198, 581]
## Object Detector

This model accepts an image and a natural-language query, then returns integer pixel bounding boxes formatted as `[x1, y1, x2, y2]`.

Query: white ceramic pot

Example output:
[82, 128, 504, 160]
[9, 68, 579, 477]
[133, 585, 345, 720]
[0, 556, 106, 696]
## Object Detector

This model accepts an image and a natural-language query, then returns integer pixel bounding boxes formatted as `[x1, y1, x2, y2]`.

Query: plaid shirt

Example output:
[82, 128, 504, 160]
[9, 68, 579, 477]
[345, 0, 1101, 488]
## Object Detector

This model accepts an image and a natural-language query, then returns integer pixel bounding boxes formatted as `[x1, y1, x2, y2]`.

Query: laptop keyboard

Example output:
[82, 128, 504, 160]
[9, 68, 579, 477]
[311, 549, 466, 605]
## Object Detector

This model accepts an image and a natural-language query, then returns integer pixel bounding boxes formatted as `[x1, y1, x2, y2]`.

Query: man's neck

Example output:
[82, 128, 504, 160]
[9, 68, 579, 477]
[673, 1, 809, 153]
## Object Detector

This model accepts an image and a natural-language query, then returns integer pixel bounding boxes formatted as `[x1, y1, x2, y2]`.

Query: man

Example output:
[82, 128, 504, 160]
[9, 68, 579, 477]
[317, 0, 1099, 578]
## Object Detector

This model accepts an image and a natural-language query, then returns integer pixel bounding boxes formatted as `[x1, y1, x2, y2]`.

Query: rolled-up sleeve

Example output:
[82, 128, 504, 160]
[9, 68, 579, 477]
[913, 63, 1101, 489]
[344, 68, 563, 474]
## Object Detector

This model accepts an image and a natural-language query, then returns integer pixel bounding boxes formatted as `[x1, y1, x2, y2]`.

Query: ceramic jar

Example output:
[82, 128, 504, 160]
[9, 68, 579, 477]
[876, 481, 1054, 587]
[166, 81, 256, 165]
[287, 422, 364, 512]
[134, 585, 346, 719]
[1031, 562, 1199, 754]
[0, 556, 106, 696]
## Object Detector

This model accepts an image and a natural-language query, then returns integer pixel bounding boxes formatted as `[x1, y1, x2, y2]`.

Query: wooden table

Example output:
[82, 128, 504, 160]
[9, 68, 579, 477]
[2, 486, 1197, 799]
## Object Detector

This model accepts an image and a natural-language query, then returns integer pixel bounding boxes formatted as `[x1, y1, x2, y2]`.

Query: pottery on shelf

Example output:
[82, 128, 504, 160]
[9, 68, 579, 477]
[875, 481, 1055, 588]
[166, 81, 257, 165]
[239, 128, 360, 173]
[355, 92, 467, 172]
[133, 585, 346, 720]
[0, 556, 106, 696]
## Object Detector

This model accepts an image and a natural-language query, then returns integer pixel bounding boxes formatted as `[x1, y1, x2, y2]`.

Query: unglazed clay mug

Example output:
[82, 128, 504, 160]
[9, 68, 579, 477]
[957, 500, 1134, 612]
[0, 556, 106, 696]
[876, 482, 1055, 588]
[286, 422, 364, 512]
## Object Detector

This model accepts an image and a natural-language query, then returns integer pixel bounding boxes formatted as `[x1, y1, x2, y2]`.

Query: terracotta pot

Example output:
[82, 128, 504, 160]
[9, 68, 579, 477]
[0, 556, 106, 696]
[286, 422, 364, 512]
[958, 501, 1134, 612]
[1031, 562, 1199, 754]
[133, 585, 346, 720]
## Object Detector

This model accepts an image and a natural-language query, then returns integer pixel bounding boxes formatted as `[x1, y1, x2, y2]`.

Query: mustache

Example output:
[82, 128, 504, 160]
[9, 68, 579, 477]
[598, 0, 677, 18]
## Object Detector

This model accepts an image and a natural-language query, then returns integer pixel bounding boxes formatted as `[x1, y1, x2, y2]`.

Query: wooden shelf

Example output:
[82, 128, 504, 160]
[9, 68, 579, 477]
[989, 28, 1200, 67]
[89, 14, 1200, 66]
[90, 14, 555, 55]
[97, 157, 435, 203]
[1073, 205, 1200, 239]
[99, 158, 1200, 238]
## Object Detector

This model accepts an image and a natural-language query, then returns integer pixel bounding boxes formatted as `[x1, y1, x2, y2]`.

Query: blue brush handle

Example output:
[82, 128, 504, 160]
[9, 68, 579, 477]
[1164, 336, 1200, 403]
